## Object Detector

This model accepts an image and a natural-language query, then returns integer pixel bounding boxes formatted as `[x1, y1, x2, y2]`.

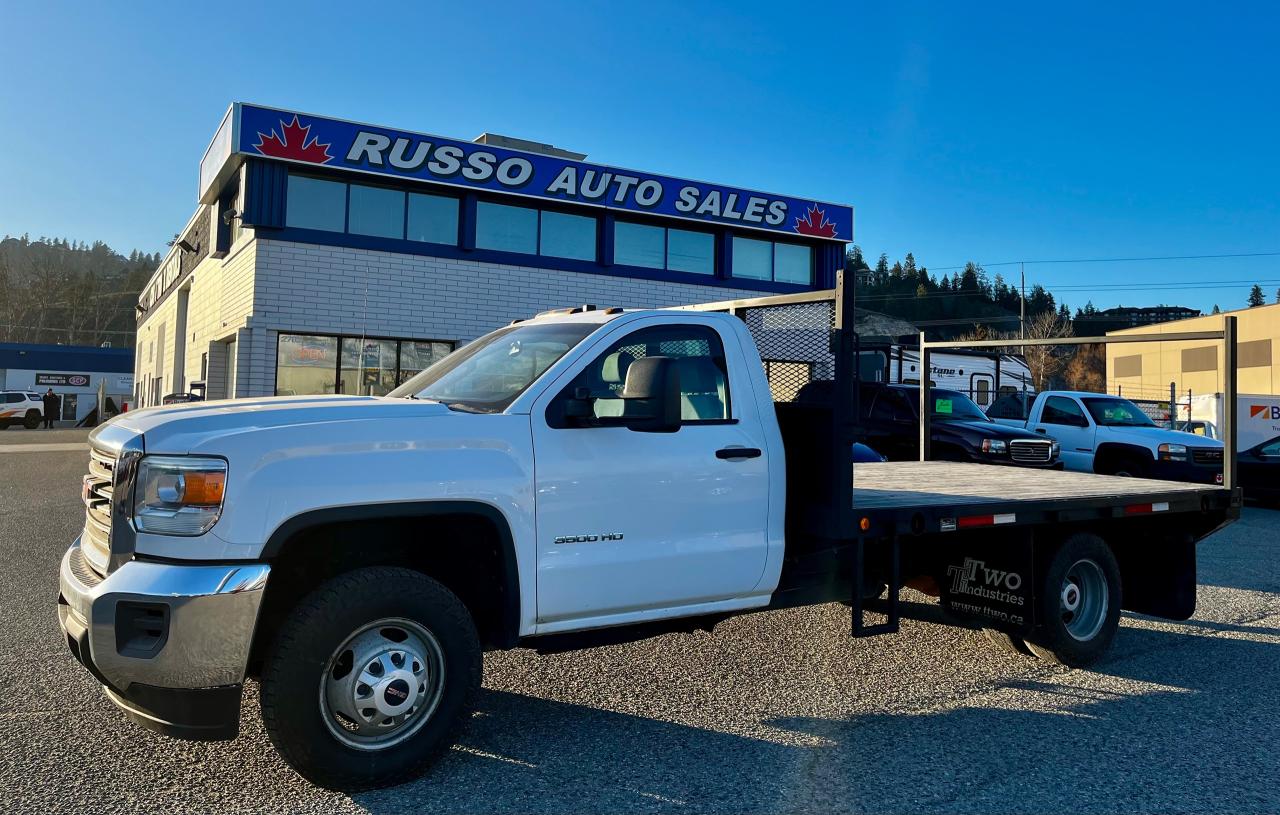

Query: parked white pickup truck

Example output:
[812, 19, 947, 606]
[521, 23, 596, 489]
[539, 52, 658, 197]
[57, 285, 1239, 790]
[992, 390, 1224, 482]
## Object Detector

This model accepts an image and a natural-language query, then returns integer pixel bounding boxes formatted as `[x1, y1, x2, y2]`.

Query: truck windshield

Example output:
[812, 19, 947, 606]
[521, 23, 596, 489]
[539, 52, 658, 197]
[928, 390, 991, 422]
[1082, 397, 1156, 427]
[389, 322, 596, 413]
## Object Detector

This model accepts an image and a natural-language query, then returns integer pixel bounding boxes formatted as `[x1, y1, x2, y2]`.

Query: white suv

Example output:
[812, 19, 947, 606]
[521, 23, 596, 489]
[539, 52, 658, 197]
[0, 391, 46, 429]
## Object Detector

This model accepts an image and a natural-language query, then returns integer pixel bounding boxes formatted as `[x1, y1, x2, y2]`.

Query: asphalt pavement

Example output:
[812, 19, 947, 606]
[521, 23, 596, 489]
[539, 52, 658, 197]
[3, 445, 1278, 814]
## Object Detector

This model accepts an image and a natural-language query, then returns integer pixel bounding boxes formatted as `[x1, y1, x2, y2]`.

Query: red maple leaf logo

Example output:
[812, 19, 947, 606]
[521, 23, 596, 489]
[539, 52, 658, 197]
[253, 115, 333, 164]
[794, 204, 838, 238]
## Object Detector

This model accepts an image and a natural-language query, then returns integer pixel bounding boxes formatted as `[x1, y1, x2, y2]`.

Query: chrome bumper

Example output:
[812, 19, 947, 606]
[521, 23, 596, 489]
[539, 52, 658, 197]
[58, 538, 270, 739]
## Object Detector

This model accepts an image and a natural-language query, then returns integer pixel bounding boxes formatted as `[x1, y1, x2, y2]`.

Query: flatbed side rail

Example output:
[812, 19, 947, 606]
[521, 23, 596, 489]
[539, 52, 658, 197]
[918, 318, 1241, 491]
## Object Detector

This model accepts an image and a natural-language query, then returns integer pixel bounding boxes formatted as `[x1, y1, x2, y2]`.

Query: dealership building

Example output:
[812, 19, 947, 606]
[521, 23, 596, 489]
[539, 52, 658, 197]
[131, 103, 854, 404]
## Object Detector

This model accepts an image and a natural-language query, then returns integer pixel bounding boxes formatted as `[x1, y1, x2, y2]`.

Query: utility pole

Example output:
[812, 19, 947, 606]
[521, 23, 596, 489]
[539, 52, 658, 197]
[1020, 262, 1026, 342]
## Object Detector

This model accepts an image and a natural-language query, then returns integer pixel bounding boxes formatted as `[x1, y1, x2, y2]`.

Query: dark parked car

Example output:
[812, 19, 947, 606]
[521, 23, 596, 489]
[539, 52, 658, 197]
[852, 442, 887, 463]
[1240, 436, 1280, 503]
[855, 384, 1063, 468]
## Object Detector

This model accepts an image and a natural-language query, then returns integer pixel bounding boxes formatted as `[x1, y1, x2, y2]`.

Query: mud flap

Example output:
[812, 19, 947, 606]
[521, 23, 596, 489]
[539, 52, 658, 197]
[938, 534, 1036, 635]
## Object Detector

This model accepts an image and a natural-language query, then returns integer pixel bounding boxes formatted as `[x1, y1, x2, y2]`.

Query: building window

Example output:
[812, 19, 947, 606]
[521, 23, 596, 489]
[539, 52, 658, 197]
[348, 184, 405, 239]
[613, 222, 714, 275]
[476, 201, 538, 254]
[286, 176, 347, 232]
[614, 222, 664, 269]
[732, 236, 773, 280]
[668, 229, 714, 275]
[540, 211, 596, 261]
[407, 193, 459, 245]
[276, 335, 339, 396]
[276, 333, 456, 397]
[731, 236, 813, 284]
[774, 242, 813, 284]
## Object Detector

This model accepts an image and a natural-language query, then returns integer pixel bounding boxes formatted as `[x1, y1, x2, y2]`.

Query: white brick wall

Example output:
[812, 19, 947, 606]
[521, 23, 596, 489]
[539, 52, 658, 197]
[140, 237, 779, 399]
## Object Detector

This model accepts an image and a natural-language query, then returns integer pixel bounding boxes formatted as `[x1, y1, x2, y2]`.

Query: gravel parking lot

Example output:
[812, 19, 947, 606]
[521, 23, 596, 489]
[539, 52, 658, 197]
[3, 442, 1278, 814]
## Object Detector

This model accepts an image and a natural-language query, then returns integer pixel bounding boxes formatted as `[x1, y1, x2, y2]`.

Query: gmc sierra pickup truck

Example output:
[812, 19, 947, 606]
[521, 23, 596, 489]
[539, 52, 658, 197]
[991, 390, 1224, 482]
[57, 281, 1239, 790]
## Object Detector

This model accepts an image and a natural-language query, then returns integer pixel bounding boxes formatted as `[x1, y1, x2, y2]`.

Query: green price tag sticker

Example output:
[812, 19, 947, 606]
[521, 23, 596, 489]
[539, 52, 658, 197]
[935, 398, 953, 414]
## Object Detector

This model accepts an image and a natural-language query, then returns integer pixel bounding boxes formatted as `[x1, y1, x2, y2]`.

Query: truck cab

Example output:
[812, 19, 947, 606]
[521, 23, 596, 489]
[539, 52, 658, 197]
[998, 391, 1224, 481]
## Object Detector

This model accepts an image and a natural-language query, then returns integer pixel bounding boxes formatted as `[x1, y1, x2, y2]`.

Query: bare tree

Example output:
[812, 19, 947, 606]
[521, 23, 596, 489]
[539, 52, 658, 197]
[958, 310, 1074, 390]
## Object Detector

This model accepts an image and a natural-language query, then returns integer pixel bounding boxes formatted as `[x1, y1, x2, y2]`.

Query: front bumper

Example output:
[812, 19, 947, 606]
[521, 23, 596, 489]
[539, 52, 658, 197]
[57, 537, 270, 740]
[1149, 459, 1224, 484]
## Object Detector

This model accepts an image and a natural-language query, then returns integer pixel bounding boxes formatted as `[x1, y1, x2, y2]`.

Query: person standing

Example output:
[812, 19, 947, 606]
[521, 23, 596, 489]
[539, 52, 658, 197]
[42, 388, 59, 429]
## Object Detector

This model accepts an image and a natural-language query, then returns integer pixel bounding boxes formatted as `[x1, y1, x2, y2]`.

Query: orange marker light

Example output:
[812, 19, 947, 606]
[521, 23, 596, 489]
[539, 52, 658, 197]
[859, 517, 871, 532]
[182, 471, 226, 505]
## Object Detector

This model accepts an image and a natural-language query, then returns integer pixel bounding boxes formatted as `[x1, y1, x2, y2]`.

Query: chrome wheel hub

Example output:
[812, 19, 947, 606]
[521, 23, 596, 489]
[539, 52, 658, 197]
[320, 618, 446, 751]
[1060, 559, 1108, 642]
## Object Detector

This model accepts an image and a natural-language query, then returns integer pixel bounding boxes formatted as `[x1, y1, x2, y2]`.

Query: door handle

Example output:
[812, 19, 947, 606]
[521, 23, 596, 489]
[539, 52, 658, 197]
[1035, 427, 1047, 434]
[716, 447, 762, 460]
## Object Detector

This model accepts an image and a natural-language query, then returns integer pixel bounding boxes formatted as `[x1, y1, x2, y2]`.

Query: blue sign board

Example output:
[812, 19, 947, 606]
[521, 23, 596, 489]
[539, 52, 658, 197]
[222, 104, 853, 242]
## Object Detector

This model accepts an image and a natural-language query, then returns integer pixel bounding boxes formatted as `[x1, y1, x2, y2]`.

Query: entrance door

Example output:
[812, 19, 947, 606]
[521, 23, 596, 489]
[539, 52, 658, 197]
[530, 318, 772, 626]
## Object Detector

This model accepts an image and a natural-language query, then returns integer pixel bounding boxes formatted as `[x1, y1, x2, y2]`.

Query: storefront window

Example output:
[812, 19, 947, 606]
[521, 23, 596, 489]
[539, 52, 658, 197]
[348, 184, 405, 239]
[407, 193, 459, 245]
[540, 211, 596, 261]
[397, 340, 455, 384]
[774, 242, 813, 284]
[667, 228, 714, 275]
[476, 202, 538, 254]
[614, 221, 664, 269]
[340, 337, 399, 396]
[286, 176, 346, 232]
[731, 236, 773, 280]
[276, 334, 339, 395]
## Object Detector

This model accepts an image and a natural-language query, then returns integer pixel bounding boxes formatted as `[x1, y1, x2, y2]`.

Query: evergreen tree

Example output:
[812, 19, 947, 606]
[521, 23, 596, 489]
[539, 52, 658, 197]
[1248, 284, 1265, 307]
[875, 254, 890, 286]
[1211, 304, 1221, 314]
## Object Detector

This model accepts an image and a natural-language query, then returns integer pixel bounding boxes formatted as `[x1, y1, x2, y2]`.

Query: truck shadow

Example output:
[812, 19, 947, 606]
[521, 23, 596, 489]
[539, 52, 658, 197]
[351, 626, 1280, 814]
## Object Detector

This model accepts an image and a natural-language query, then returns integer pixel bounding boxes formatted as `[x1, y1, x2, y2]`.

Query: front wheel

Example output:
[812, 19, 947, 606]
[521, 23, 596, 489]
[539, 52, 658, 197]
[1024, 533, 1121, 666]
[23, 411, 40, 429]
[259, 567, 481, 790]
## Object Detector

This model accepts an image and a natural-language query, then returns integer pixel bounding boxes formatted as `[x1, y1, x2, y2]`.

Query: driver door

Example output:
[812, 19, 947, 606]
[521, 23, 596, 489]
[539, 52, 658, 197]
[529, 318, 772, 627]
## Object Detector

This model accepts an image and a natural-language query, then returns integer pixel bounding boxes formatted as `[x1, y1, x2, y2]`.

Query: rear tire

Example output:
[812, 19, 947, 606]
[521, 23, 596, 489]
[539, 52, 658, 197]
[0, 420, 9, 430]
[259, 566, 481, 790]
[1024, 533, 1122, 667]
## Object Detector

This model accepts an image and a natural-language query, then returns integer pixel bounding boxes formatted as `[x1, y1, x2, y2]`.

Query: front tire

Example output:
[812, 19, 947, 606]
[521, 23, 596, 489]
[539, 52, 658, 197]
[259, 567, 481, 790]
[1024, 533, 1121, 666]
[23, 411, 40, 429]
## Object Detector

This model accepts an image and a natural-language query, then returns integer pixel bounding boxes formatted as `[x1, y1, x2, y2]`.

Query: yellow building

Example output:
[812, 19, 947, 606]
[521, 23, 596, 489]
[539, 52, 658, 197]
[1106, 302, 1280, 401]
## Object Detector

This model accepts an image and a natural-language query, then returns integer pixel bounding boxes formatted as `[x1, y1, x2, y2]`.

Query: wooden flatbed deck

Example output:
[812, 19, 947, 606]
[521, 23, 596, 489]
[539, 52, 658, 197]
[853, 461, 1233, 534]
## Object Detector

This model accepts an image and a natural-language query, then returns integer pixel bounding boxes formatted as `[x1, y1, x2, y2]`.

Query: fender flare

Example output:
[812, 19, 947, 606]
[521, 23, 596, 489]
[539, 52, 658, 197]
[260, 500, 521, 646]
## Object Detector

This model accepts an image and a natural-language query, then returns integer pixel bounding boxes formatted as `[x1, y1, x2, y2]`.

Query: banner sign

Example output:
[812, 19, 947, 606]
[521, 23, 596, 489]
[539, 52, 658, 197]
[36, 373, 91, 387]
[226, 103, 853, 242]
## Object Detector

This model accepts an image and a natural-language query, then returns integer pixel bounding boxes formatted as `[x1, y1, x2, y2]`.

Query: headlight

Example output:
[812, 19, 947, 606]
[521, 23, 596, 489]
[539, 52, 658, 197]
[981, 439, 1008, 454]
[1052, 441, 1061, 457]
[1158, 443, 1188, 462]
[133, 455, 227, 535]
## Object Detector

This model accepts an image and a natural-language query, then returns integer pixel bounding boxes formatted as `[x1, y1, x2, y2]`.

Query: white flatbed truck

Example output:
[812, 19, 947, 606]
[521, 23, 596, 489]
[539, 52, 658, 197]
[57, 275, 1241, 789]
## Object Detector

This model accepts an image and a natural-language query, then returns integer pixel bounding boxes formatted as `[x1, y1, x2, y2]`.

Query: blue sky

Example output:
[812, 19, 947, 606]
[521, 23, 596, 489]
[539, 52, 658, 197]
[1, 1, 1276, 313]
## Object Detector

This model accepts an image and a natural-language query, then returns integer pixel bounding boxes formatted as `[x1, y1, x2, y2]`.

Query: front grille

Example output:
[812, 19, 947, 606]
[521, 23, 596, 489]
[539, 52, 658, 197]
[1193, 448, 1224, 464]
[1009, 439, 1053, 464]
[81, 445, 115, 576]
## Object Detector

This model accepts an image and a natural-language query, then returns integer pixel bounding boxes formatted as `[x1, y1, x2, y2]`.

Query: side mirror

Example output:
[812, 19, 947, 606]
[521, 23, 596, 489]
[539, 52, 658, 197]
[620, 356, 681, 433]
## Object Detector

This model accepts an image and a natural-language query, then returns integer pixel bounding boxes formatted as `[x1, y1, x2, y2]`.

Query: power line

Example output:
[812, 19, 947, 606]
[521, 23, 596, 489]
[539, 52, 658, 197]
[923, 251, 1280, 272]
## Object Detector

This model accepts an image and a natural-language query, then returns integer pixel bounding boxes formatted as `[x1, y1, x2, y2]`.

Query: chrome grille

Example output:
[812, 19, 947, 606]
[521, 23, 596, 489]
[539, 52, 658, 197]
[1009, 439, 1053, 464]
[1193, 448, 1224, 464]
[81, 446, 116, 576]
